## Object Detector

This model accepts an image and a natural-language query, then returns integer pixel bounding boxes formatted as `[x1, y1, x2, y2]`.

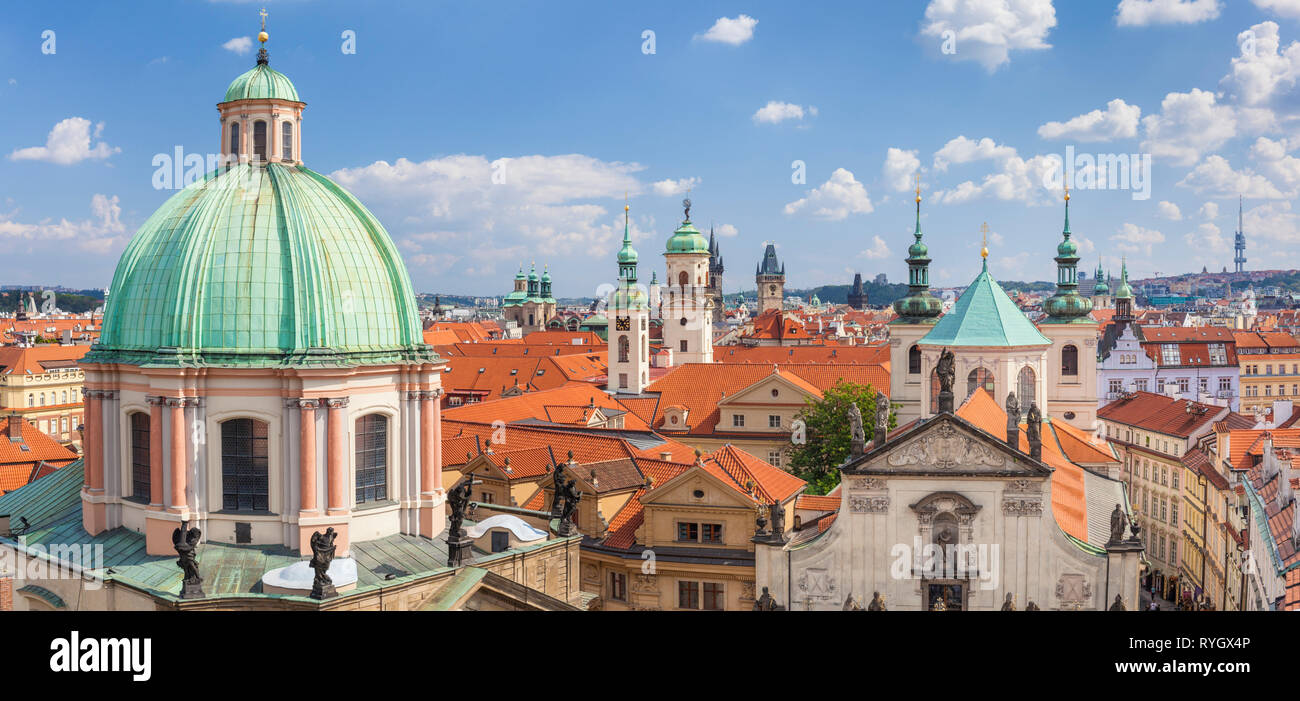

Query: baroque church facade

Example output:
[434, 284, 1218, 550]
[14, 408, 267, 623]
[753, 186, 1138, 611]
[502, 262, 557, 334]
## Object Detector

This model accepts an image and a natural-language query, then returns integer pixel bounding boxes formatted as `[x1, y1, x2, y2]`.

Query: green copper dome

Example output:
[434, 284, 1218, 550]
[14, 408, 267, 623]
[1043, 291, 1093, 320]
[1057, 234, 1078, 257]
[88, 163, 430, 367]
[1093, 265, 1109, 295]
[666, 220, 709, 254]
[908, 233, 929, 259]
[1115, 262, 1134, 299]
[223, 64, 301, 103]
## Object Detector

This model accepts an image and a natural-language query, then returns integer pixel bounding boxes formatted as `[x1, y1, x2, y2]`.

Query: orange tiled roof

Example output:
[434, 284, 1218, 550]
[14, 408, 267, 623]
[478, 445, 555, 481]
[1050, 419, 1118, 465]
[701, 444, 806, 504]
[711, 343, 890, 366]
[439, 355, 607, 402]
[1097, 391, 1225, 438]
[444, 382, 649, 430]
[0, 344, 90, 376]
[796, 493, 842, 511]
[522, 330, 604, 346]
[0, 415, 77, 493]
[645, 362, 888, 436]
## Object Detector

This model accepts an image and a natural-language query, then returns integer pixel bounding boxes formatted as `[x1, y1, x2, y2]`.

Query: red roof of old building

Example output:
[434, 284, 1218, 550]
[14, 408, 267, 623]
[0, 415, 78, 493]
[1097, 391, 1226, 438]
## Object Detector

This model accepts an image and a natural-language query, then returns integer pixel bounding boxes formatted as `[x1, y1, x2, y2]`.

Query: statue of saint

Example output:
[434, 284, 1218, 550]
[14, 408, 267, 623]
[753, 586, 779, 611]
[309, 527, 338, 599]
[172, 521, 204, 598]
[874, 390, 890, 444]
[867, 591, 887, 611]
[1109, 594, 1125, 611]
[1108, 503, 1129, 545]
[848, 402, 866, 457]
[768, 499, 785, 539]
[936, 348, 956, 394]
[1001, 592, 1016, 611]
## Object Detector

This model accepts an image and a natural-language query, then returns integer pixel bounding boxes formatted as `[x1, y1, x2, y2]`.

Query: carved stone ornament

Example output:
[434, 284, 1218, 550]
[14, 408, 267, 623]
[1055, 573, 1092, 604]
[740, 580, 756, 601]
[849, 495, 890, 513]
[796, 568, 837, 599]
[1001, 497, 1043, 516]
[886, 422, 1006, 469]
[1005, 479, 1036, 493]
[632, 573, 658, 594]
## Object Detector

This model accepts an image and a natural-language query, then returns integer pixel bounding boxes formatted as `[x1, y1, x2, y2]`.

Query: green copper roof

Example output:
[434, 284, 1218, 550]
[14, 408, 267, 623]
[223, 64, 300, 103]
[89, 163, 432, 367]
[1115, 259, 1134, 299]
[666, 220, 709, 254]
[920, 266, 1050, 347]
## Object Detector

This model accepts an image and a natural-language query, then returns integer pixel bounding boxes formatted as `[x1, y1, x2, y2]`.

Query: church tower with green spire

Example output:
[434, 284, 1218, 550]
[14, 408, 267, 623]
[609, 199, 649, 393]
[889, 178, 944, 423]
[1036, 187, 1099, 431]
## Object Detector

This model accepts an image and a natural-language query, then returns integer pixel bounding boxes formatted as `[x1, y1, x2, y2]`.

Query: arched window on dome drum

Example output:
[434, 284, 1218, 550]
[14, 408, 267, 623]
[253, 120, 267, 161]
[355, 414, 388, 504]
[282, 121, 293, 162]
[618, 335, 630, 363]
[678, 271, 689, 287]
[221, 418, 269, 511]
[1017, 366, 1036, 408]
[1062, 344, 1079, 376]
[908, 345, 921, 375]
[229, 122, 240, 156]
[966, 367, 995, 400]
[129, 412, 150, 501]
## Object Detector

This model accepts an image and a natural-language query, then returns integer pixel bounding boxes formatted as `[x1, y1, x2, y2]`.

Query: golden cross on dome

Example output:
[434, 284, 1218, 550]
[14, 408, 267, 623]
[980, 222, 990, 259]
[260, 8, 268, 31]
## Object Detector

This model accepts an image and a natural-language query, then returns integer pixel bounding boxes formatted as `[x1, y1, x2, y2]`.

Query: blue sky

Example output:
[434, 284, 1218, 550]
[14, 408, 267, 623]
[4, 0, 1300, 297]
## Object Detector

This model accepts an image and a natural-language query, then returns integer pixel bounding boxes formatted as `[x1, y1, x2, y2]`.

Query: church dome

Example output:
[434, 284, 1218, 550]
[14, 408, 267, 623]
[1093, 275, 1109, 295]
[1057, 234, 1078, 258]
[920, 268, 1050, 347]
[666, 220, 709, 254]
[90, 164, 429, 367]
[892, 291, 943, 319]
[908, 235, 929, 259]
[1043, 291, 1093, 319]
[223, 64, 301, 103]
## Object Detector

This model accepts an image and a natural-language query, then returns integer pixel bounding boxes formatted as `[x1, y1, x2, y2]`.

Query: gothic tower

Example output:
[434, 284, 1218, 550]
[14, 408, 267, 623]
[756, 244, 785, 315]
[707, 226, 725, 312]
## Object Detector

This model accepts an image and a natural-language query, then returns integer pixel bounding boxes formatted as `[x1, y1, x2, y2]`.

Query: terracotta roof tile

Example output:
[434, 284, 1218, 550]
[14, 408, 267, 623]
[1097, 391, 1225, 437]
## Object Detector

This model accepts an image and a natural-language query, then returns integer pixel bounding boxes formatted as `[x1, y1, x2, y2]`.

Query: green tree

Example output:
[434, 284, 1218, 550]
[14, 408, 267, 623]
[786, 380, 896, 495]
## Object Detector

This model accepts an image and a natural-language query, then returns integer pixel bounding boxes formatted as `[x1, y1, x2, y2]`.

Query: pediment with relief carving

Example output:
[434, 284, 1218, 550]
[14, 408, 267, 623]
[843, 414, 1051, 478]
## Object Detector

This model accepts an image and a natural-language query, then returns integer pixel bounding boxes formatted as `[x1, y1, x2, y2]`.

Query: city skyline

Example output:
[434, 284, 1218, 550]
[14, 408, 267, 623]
[4, 1, 1300, 297]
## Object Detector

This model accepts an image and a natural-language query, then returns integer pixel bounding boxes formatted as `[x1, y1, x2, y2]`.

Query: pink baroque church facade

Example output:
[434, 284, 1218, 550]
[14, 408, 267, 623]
[79, 37, 446, 558]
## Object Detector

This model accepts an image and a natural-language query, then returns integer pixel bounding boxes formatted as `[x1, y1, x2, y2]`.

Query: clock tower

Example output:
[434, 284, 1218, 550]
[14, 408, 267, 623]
[661, 198, 715, 365]
[608, 200, 650, 393]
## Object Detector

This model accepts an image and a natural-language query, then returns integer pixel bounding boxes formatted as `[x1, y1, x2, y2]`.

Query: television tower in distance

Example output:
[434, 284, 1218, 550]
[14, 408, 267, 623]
[1234, 195, 1247, 274]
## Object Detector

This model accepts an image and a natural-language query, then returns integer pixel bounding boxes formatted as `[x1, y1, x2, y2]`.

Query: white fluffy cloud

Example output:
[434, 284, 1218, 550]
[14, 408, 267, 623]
[882, 148, 921, 192]
[859, 235, 892, 260]
[715, 223, 739, 238]
[0, 194, 126, 254]
[652, 177, 700, 196]
[1037, 98, 1141, 141]
[695, 15, 758, 45]
[1219, 22, 1300, 131]
[1140, 89, 1237, 167]
[1182, 222, 1228, 264]
[1177, 155, 1286, 199]
[919, 0, 1057, 72]
[8, 117, 119, 165]
[752, 101, 815, 124]
[222, 36, 253, 55]
[933, 136, 1018, 171]
[1250, 136, 1300, 193]
[783, 168, 874, 220]
[1199, 201, 1220, 219]
[1115, 0, 1220, 26]
[1156, 201, 1183, 220]
[1252, 0, 1300, 19]
[1111, 222, 1166, 256]
[930, 137, 1058, 205]
[329, 153, 651, 286]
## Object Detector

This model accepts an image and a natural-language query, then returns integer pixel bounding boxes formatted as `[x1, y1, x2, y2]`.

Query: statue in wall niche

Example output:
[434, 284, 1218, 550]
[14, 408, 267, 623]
[936, 348, 955, 395]
[848, 402, 866, 457]
[1108, 503, 1129, 546]
[309, 527, 339, 600]
[867, 591, 887, 611]
[172, 521, 204, 599]
[1001, 593, 1016, 611]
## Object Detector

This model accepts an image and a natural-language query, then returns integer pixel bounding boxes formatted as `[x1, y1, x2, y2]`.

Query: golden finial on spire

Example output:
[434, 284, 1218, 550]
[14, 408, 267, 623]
[1064, 183, 1070, 202]
[915, 173, 922, 203]
[980, 222, 990, 260]
[625, 191, 629, 212]
[258, 8, 269, 43]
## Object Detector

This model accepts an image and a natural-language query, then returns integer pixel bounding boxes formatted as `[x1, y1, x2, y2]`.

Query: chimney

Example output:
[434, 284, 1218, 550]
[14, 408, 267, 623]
[659, 451, 672, 461]
[7, 414, 24, 442]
